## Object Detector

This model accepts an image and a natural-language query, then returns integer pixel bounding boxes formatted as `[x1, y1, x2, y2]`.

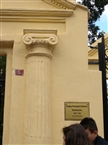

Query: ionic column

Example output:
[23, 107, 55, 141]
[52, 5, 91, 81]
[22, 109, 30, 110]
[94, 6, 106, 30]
[22, 30, 58, 144]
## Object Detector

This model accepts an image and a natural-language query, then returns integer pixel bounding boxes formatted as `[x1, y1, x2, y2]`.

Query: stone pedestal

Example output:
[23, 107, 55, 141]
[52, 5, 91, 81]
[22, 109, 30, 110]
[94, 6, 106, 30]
[22, 29, 58, 144]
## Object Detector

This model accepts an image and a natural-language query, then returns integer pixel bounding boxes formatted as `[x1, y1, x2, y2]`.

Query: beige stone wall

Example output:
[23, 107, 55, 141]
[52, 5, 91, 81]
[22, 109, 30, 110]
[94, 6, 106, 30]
[0, 0, 104, 145]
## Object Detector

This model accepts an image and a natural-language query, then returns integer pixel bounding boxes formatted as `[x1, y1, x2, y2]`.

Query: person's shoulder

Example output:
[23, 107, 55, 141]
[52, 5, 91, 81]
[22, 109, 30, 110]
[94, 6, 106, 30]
[94, 136, 108, 145]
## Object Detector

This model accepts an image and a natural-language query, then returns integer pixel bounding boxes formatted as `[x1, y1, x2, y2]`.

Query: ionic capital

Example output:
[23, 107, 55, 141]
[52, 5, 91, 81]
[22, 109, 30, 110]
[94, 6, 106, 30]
[22, 29, 58, 58]
[22, 33, 58, 46]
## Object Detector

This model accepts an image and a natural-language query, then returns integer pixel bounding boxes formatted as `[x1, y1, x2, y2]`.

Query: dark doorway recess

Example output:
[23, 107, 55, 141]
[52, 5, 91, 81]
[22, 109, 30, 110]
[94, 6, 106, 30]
[0, 56, 6, 144]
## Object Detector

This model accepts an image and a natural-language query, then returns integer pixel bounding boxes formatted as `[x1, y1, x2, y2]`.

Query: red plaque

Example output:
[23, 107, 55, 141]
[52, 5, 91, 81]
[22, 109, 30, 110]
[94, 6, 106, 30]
[15, 69, 24, 76]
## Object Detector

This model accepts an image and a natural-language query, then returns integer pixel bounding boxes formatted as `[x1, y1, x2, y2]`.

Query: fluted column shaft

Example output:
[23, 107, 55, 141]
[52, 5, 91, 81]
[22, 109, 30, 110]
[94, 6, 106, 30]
[25, 55, 51, 144]
[23, 30, 58, 144]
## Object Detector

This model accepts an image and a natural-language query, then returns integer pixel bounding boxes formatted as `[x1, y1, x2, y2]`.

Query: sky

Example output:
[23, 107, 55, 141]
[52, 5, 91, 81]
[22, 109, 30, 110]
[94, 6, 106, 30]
[95, 5, 108, 33]
[76, 0, 108, 34]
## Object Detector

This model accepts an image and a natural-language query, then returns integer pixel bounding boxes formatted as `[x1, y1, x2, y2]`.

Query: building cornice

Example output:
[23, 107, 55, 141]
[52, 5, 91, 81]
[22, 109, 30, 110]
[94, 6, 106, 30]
[88, 49, 98, 57]
[88, 34, 108, 57]
[0, 9, 73, 21]
[1, 17, 65, 23]
[0, 9, 73, 22]
[42, 0, 76, 10]
[42, 0, 90, 17]
[0, 9, 73, 17]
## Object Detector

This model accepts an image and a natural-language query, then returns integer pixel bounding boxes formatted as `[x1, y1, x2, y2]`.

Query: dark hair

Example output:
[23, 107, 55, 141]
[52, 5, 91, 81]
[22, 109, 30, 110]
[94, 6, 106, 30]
[80, 117, 98, 133]
[62, 124, 92, 145]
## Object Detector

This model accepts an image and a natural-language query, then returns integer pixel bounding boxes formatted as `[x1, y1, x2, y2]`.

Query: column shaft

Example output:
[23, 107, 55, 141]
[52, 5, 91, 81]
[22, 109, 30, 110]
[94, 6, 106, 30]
[25, 56, 51, 144]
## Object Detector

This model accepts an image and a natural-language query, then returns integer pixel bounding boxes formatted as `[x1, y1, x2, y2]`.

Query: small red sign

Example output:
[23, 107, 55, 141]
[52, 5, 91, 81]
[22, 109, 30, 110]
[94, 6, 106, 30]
[15, 69, 24, 76]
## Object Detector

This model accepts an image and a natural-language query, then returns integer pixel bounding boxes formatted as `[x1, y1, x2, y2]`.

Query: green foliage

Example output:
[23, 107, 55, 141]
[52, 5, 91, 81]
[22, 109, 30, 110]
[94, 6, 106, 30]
[0, 56, 6, 73]
[78, 0, 108, 44]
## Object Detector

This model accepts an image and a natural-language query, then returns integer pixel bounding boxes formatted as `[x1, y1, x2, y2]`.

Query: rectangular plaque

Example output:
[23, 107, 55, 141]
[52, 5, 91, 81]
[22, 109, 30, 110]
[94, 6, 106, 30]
[64, 102, 90, 121]
[15, 69, 24, 76]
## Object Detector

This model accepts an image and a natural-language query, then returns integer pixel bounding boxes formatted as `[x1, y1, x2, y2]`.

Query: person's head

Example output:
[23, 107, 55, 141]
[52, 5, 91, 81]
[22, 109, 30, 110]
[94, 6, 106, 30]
[62, 123, 91, 145]
[80, 117, 98, 143]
